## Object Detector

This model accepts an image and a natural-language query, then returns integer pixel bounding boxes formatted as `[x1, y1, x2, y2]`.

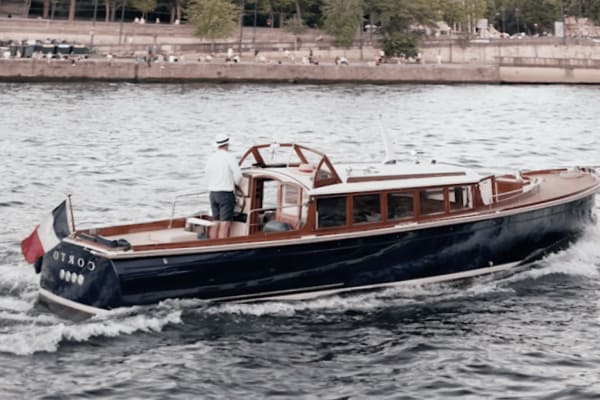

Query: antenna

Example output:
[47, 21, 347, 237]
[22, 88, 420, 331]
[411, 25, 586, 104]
[378, 114, 395, 164]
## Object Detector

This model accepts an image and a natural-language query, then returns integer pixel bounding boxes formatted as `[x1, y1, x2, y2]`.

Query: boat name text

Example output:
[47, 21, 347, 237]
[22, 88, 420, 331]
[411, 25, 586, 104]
[52, 250, 96, 271]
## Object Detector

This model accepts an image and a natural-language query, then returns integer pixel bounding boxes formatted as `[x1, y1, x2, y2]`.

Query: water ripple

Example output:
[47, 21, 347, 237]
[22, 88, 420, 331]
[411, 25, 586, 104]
[1, 83, 600, 398]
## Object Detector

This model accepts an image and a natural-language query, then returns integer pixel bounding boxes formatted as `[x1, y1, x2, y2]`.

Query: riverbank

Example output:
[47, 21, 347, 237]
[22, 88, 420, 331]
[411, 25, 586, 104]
[2, 58, 600, 84]
[3, 18, 600, 84]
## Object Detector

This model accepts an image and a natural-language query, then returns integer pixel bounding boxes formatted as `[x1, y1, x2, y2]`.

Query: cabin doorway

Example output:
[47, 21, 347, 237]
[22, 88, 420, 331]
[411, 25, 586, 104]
[249, 178, 304, 234]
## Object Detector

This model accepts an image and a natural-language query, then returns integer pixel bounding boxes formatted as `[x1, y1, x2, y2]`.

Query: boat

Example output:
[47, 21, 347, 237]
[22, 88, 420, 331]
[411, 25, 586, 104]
[22, 143, 599, 318]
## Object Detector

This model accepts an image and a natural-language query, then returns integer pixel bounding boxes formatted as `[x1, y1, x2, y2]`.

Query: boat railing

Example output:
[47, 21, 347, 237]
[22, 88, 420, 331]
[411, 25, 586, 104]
[493, 187, 525, 203]
[168, 191, 208, 228]
[492, 178, 541, 205]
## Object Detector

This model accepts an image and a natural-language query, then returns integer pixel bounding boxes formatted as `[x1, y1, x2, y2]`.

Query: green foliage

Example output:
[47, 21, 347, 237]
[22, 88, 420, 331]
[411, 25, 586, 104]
[381, 33, 418, 58]
[130, 0, 158, 17]
[260, 0, 296, 16]
[421, 0, 486, 34]
[322, 0, 363, 47]
[257, 0, 321, 28]
[517, 0, 559, 34]
[369, 0, 440, 35]
[186, 0, 238, 39]
[486, 0, 559, 34]
[284, 16, 307, 34]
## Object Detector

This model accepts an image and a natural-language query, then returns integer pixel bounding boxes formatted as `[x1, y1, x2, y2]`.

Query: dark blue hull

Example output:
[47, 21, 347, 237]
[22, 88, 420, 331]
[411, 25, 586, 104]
[39, 195, 596, 313]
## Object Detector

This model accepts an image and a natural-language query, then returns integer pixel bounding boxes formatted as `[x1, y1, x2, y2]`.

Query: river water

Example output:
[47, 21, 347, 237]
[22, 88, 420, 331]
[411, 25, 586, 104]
[1, 82, 599, 399]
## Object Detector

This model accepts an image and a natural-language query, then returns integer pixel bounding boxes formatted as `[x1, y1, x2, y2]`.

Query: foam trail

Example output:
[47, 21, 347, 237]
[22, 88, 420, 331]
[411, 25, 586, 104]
[206, 282, 468, 317]
[0, 307, 183, 356]
[494, 227, 600, 285]
[0, 264, 39, 294]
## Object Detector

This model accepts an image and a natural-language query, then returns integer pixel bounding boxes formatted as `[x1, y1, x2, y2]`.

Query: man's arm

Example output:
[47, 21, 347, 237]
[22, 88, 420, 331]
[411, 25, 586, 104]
[230, 154, 243, 185]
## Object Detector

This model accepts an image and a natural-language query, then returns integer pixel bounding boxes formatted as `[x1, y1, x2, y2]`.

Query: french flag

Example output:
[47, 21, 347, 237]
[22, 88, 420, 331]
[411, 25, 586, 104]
[21, 198, 74, 265]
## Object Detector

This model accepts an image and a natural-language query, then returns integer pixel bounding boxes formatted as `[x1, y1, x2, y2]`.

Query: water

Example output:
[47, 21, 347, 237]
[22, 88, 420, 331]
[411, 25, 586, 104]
[1, 83, 600, 399]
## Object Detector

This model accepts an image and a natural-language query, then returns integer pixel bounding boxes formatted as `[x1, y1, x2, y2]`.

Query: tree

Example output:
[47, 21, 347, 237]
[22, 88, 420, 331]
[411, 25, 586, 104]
[516, 0, 559, 35]
[381, 34, 418, 58]
[259, 0, 310, 29]
[68, 0, 76, 20]
[187, 0, 239, 50]
[486, 0, 559, 35]
[43, 0, 50, 18]
[322, 0, 364, 47]
[370, 0, 439, 34]
[259, 0, 292, 27]
[23, 0, 32, 17]
[169, 0, 187, 22]
[367, 0, 440, 58]
[131, 0, 157, 19]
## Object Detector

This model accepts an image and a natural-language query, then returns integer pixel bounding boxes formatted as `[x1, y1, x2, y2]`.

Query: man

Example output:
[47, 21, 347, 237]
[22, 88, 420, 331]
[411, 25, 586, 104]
[205, 134, 243, 239]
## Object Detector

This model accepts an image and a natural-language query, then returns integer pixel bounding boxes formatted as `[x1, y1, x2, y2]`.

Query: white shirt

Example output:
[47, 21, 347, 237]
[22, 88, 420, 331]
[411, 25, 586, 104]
[205, 148, 242, 192]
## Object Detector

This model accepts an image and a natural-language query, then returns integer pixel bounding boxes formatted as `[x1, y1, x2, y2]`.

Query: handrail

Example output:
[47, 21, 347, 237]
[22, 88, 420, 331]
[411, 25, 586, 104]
[492, 187, 524, 202]
[168, 191, 208, 228]
[492, 179, 540, 204]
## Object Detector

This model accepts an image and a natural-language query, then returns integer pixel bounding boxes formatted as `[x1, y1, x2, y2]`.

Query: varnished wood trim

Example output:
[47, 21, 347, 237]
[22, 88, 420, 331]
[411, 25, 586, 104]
[347, 171, 466, 183]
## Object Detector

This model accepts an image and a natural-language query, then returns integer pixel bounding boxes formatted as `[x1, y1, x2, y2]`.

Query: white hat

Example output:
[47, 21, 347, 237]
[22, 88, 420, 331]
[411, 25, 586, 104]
[215, 134, 229, 147]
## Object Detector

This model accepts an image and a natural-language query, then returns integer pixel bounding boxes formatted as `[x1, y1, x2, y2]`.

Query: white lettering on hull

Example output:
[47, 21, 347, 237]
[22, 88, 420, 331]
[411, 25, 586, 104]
[52, 250, 96, 271]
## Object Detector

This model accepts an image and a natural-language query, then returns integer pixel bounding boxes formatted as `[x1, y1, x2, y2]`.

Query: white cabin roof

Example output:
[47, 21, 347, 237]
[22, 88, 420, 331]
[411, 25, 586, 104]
[310, 161, 484, 196]
[244, 160, 485, 197]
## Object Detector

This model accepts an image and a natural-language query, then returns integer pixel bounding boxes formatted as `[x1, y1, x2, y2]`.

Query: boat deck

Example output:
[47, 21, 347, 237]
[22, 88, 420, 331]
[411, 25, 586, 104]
[512, 169, 597, 207]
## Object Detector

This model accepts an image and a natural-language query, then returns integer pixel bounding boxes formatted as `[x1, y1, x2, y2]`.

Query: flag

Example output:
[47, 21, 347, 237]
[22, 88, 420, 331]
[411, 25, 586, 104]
[21, 198, 74, 264]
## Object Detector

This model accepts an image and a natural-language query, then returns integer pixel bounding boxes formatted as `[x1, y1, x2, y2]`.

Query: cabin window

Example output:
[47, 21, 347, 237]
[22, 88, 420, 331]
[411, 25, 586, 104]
[387, 192, 415, 220]
[448, 186, 472, 211]
[419, 188, 445, 216]
[316, 162, 334, 181]
[317, 196, 347, 228]
[262, 180, 279, 209]
[282, 184, 300, 208]
[352, 194, 381, 224]
[278, 184, 303, 228]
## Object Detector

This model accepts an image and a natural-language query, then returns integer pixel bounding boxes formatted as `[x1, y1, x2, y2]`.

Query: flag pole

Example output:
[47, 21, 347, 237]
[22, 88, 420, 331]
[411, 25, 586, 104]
[67, 193, 76, 232]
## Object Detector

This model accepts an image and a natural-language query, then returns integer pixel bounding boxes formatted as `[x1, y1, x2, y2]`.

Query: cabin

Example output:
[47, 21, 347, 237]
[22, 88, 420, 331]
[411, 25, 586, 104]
[74, 143, 572, 253]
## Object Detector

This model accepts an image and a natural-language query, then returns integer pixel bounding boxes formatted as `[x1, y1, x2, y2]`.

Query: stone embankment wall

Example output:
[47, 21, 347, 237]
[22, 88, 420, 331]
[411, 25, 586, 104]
[0, 59, 499, 83]
[2, 58, 600, 84]
[422, 38, 600, 65]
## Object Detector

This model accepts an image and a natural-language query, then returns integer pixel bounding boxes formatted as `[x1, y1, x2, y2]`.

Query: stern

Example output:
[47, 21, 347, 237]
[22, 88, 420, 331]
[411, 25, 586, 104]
[38, 241, 122, 315]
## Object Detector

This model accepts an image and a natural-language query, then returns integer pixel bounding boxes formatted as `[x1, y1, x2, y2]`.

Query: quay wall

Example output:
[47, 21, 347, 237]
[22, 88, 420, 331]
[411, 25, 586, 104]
[2, 59, 600, 84]
[0, 59, 500, 84]
[421, 39, 600, 65]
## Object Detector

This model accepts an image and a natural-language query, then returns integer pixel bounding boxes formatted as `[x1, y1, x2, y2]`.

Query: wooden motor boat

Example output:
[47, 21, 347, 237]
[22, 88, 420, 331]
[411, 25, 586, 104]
[25, 143, 599, 317]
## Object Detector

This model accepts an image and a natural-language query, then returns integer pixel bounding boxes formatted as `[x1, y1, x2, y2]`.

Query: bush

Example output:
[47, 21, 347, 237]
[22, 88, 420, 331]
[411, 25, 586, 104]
[381, 33, 418, 58]
[285, 17, 307, 35]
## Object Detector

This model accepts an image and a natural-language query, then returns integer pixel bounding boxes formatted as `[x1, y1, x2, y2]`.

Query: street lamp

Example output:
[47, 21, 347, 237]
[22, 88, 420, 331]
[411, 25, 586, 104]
[515, 7, 519, 34]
